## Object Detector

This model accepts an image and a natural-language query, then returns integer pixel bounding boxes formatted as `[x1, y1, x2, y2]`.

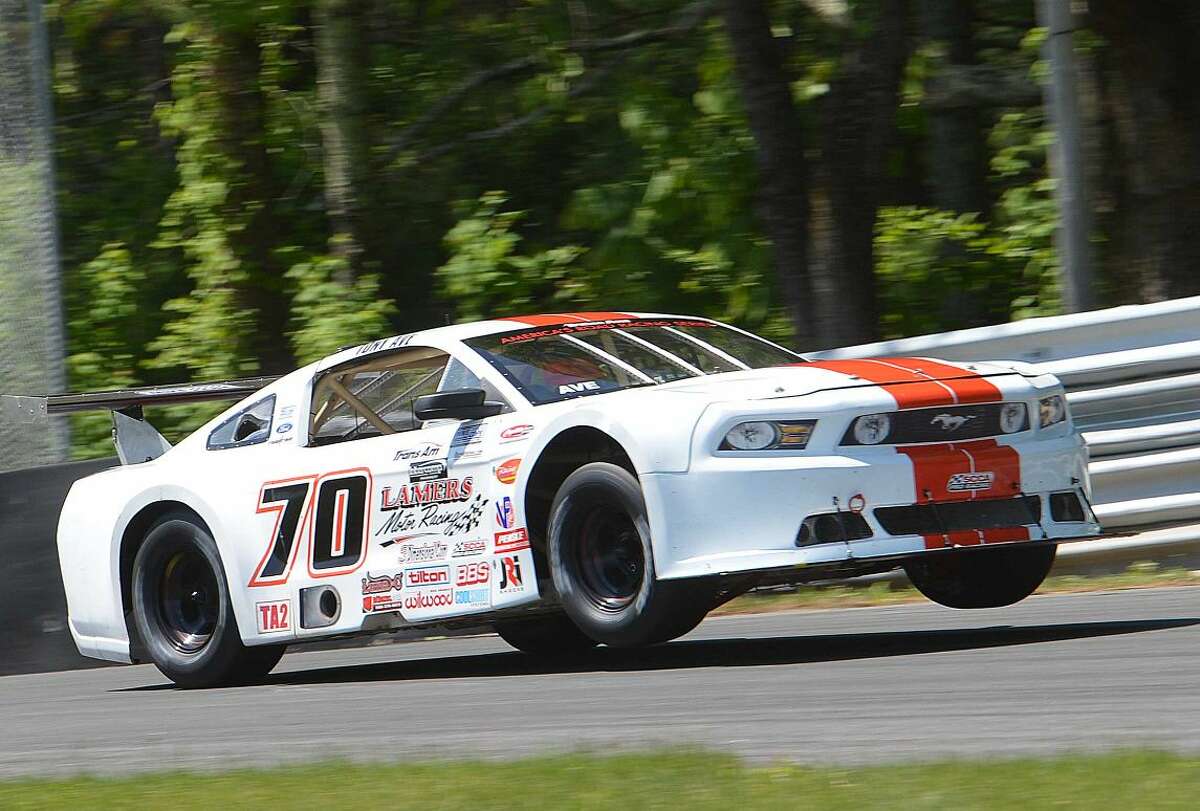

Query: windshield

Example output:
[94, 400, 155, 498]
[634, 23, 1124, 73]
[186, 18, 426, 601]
[465, 318, 801, 405]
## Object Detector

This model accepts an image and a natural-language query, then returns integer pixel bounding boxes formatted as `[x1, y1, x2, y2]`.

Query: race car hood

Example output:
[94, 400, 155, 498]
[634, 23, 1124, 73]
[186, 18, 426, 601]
[654, 357, 1025, 404]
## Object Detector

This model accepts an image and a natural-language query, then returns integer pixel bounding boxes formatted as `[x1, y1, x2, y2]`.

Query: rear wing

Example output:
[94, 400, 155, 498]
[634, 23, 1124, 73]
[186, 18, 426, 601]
[0, 376, 278, 465]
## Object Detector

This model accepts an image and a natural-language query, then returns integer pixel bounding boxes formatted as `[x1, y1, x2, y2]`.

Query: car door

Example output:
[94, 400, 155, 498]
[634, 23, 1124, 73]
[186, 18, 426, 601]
[296, 344, 525, 626]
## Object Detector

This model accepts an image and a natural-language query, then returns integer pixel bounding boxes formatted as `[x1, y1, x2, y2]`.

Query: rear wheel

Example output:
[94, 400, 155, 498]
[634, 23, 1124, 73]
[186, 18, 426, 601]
[132, 513, 284, 688]
[549, 463, 716, 647]
[903, 543, 1057, 609]
[493, 612, 598, 655]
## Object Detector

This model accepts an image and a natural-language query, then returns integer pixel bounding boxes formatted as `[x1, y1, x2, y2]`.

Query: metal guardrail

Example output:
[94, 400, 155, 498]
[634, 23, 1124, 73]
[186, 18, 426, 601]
[816, 295, 1200, 535]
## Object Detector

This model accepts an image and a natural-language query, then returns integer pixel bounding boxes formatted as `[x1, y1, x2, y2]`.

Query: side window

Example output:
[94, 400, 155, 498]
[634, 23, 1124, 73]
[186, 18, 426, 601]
[310, 348, 450, 446]
[207, 395, 276, 451]
[437, 356, 509, 406]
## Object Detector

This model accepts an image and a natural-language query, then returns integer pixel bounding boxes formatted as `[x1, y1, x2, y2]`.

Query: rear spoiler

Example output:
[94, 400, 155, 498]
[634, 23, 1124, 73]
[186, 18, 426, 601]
[0, 376, 278, 465]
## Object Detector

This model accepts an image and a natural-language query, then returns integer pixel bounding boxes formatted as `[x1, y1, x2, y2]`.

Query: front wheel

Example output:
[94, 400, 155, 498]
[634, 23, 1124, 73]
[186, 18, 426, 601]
[903, 543, 1057, 609]
[548, 462, 716, 647]
[132, 513, 285, 688]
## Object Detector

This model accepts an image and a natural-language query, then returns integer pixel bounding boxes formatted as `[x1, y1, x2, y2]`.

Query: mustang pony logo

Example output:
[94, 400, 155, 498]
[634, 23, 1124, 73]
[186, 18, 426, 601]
[930, 414, 976, 431]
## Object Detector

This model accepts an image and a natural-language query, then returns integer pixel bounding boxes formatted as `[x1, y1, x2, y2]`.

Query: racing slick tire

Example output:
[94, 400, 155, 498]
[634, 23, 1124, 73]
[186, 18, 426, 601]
[548, 462, 717, 647]
[132, 513, 285, 688]
[903, 542, 1057, 609]
[493, 612, 599, 655]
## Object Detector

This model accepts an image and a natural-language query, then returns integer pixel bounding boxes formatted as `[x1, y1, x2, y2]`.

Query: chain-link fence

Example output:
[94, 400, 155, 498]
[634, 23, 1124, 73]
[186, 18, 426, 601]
[0, 0, 69, 469]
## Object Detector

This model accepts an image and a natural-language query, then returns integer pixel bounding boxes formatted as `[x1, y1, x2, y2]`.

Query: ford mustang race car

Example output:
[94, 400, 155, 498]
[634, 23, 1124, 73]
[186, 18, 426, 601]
[23, 312, 1100, 687]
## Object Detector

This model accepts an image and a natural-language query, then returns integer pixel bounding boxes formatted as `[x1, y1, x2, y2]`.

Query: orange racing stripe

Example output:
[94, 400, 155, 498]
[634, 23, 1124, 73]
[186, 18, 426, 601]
[502, 312, 632, 326]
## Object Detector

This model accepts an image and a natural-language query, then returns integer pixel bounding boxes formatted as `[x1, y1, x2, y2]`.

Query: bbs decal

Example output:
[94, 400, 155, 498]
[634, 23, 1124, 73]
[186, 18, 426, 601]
[249, 468, 373, 586]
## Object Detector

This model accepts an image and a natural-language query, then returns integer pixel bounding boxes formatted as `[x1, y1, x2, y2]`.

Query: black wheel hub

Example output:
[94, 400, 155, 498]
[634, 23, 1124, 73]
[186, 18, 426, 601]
[574, 505, 645, 611]
[157, 547, 219, 654]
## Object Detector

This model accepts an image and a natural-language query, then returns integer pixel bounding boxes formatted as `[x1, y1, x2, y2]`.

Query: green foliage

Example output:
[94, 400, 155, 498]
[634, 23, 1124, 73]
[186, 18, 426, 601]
[437, 191, 588, 321]
[286, 251, 394, 365]
[65, 243, 144, 457]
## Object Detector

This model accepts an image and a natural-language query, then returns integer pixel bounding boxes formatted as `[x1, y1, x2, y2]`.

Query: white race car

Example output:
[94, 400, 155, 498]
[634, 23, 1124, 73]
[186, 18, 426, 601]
[33, 312, 1099, 686]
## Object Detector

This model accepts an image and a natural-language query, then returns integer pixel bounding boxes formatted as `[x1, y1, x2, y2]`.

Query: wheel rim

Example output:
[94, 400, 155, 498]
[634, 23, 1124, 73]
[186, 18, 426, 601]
[156, 545, 219, 654]
[573, 504, 644, 611]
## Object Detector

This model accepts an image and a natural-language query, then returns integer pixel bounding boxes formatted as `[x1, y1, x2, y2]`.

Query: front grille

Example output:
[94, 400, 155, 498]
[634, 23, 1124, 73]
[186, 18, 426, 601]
[874, 495, 1041, 536]
[841, 403, 1027, 445]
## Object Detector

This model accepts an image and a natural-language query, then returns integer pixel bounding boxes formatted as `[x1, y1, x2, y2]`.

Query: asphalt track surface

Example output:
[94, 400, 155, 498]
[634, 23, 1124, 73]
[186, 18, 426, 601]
[3, 587, 1199, 777]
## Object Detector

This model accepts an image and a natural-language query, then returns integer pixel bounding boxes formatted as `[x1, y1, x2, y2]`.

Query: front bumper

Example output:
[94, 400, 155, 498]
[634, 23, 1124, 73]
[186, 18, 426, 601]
[644, 431, 1099, 581]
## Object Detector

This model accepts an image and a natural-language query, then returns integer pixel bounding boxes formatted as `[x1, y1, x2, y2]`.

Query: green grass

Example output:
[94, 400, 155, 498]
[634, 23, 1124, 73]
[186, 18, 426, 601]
[715, 561, 1200, 616]
[3, 751, 1200, 809]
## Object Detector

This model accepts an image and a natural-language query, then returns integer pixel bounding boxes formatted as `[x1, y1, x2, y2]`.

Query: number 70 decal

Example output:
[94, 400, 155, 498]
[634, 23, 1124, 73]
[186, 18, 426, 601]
[249, 468, 372, 587]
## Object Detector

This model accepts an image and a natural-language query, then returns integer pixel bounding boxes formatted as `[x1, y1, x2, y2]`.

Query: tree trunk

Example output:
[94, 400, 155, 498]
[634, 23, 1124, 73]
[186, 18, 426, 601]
[918, 0, 988, 215]
[1088, 0, 1200, 300]
[721, 0, 815, 349]
[315, 0, 370, 283]
[810, 0, 909, 348]
[211, 26, 291, 373]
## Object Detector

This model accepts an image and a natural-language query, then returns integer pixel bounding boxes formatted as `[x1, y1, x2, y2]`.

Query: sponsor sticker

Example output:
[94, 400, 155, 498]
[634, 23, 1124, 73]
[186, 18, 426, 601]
[495, 458, 521, 485]
[451, 539, 488, 557]
[455, 561, 490, 587]
[393, 443, 441, 462]
[947, 471, 995, 492]
[498, 555, 525, 593]
[356, 334, 413, 356]
[361, 571, 404, 613]
[381, 477, 474, 510]
[404, 565, 450, 588]
[451, 422, 486, 448]
[500, 424, 533, 442]
[494, 527, 530, 554]
[558, 380, 601, 395]
[383, 537, 448, 563]
[495, 496, 516, 530]
[376, 494, 488, 539]
[454, 587, 490, 608]
[409, 459, 447, 482]
[848, 494, 866, 513]
[255, 600, 291, 633]
[275, 422, 294, 434]
[401, 586, 455, 619]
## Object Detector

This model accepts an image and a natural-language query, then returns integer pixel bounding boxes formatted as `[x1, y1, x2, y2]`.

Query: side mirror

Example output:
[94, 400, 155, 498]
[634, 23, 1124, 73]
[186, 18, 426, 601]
[414, 388, 503, 422]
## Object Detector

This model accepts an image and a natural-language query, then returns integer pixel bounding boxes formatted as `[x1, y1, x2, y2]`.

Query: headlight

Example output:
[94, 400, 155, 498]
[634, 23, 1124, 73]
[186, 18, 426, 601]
[720, 420, 815, 451]
[999, 402, 1027, 434]
[852, 413, 892, 445]
[1039, 395, 1067, 427]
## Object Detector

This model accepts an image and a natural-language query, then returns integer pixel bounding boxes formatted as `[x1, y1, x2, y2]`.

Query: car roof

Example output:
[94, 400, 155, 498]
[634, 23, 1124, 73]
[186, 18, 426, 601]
[318, 311, 711, 370]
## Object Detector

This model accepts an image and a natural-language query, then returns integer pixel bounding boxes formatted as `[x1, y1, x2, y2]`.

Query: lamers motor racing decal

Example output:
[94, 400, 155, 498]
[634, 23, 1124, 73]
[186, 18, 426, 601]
[381, 477, 474, 510]
[375, 494, 488, 539]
